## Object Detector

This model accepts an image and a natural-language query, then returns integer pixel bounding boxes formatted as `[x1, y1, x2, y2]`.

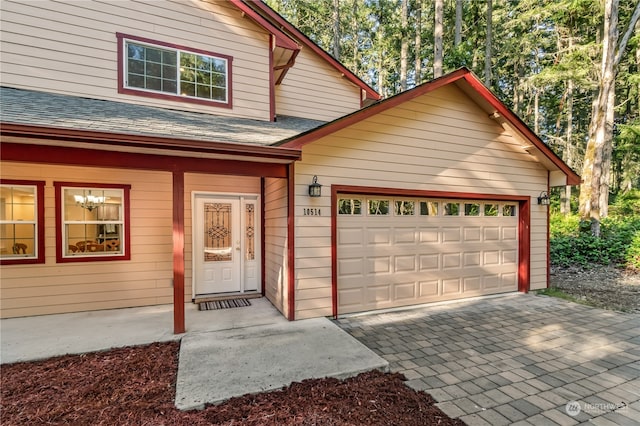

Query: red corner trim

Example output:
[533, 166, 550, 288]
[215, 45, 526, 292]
[0, 179, 46, 266]
[331, 185, 338, 318]
[268, 35, 276, 121]
[519, 198, 531, 293]
[53, 181, 132, 264]
[260, 177, 267, 296]
[173, 171, 186, 334]
[287, 162, 296, 320]
[241, 0, 380, 101]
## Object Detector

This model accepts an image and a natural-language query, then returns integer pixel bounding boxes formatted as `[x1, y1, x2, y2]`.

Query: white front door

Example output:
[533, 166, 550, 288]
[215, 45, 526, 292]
[193, 195, 260, 296]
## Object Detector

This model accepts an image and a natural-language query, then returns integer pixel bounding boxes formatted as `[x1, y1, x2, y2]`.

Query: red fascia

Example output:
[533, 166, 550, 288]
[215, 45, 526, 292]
[241, 0, 380, 102]
[1, 123, 301, 162]
[460, 73, 580, 186]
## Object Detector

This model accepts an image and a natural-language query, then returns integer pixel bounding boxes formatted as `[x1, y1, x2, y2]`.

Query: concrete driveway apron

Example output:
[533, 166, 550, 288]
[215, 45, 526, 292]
[336, 294, 640, 425]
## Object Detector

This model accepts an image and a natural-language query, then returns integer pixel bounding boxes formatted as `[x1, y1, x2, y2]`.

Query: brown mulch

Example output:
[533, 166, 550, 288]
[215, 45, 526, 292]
[1, 341, 464, 426]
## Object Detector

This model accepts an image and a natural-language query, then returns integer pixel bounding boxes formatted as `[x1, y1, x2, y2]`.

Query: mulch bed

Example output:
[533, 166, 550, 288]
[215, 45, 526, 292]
[1, 341, 465, 425]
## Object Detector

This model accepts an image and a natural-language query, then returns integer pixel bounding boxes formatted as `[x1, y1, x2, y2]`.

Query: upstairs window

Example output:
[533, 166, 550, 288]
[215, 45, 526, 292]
[0, 180, 45, 265]
[117, 33, 232, 108]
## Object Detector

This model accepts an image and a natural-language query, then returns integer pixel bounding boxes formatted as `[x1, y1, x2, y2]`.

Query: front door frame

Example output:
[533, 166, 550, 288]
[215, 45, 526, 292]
[191, 191, 261, 299]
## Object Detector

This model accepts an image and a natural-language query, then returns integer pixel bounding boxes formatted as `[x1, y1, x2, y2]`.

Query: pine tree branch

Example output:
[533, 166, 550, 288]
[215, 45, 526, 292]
[614, 1, 640, 67]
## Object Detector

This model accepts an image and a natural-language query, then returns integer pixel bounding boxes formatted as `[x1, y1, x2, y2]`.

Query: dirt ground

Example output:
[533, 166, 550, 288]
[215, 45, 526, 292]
[550, 265, 640, 313]
[0, 341, 464, 426]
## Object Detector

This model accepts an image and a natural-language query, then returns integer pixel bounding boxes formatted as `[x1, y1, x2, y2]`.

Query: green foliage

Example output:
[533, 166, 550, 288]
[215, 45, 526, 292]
[550, 212, 640, 268]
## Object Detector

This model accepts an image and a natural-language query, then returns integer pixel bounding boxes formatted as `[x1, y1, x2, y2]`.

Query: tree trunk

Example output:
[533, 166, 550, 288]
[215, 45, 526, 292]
[484, 0, 492, 87]
[455, 0, 462, 47]
[415, 0, 422, 84]
[580, 0, 619, 236]
[400, 0, 408, 91]
[534, 88, 540, 135]
[352, 0, 359, 76]
[562, 78, 574, 215]
[332, 0, 340, 60]
[579, 0, 640, 233]
[434, 0, 444, 78]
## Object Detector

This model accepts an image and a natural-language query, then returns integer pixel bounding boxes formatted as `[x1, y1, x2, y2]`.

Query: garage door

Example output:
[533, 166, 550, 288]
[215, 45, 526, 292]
[337, 196, 519, 314]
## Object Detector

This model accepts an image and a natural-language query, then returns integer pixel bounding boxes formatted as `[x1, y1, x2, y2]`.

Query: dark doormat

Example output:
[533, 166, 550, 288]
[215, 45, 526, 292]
[198, 298, 252, 311]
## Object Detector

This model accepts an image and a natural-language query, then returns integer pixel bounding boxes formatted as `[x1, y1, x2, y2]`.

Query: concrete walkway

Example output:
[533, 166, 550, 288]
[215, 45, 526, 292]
[336, 293, 640, 426]
[1, 298, 388, 410]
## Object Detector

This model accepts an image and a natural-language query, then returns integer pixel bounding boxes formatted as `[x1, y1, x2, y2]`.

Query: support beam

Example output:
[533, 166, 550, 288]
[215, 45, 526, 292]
[173, 170, 186, 334]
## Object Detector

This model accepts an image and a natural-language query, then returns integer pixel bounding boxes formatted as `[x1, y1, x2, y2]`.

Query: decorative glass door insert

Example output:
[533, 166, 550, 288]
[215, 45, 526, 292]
[204, 203, 232, 262]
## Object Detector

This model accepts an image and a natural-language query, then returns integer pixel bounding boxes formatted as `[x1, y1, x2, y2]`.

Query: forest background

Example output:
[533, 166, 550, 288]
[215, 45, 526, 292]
[267, 0, 640, 269]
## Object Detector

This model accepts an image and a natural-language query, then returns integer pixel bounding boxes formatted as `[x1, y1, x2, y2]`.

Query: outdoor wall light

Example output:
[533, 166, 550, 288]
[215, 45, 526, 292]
[308, 175, 322, 197]
[537, 191, 550, 205]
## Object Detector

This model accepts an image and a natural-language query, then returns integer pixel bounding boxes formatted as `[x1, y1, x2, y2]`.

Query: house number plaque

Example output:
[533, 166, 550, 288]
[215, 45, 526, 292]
[303, 208, 321, 216]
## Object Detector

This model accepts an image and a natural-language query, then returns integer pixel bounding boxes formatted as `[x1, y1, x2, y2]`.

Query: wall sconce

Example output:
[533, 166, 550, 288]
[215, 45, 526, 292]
[308, 175, 322, 197]
[74, 191, 105, 211]
[537, 191, 550, 205]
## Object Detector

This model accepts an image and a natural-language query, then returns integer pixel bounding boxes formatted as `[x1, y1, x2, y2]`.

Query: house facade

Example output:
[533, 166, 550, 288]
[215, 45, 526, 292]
[0, 0, 578, 332]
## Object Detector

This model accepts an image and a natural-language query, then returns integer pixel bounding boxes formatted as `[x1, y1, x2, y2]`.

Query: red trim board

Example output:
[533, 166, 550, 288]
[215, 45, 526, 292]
[287, 163, 296, 320]
[173, 171, 186, 334]
[330, 185, 531, 318]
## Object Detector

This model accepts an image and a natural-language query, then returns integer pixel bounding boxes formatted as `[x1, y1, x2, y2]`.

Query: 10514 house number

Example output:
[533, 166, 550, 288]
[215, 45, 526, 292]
[303, 208, 321, 216]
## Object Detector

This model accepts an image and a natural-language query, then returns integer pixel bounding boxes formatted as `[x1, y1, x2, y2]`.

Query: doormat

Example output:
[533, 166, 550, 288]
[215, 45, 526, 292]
[198, 298, 252, 311]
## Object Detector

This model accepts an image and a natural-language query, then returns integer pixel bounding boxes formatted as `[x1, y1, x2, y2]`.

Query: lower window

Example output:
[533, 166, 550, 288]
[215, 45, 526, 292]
[55, 182, 131, 262]
[0, 180, 45, 265]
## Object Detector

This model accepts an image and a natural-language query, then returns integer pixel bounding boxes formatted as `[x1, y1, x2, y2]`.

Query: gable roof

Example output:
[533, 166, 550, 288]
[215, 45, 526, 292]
[233, 0, 380, 103]
[277, 67, 580, 186]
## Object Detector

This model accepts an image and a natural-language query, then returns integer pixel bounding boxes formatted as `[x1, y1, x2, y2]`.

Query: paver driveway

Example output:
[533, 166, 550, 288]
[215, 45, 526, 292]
[336, 294, 640, 425]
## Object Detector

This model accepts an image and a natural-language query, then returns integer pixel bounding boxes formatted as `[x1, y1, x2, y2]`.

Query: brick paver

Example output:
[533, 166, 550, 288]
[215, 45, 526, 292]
[336, 294, 640, 425]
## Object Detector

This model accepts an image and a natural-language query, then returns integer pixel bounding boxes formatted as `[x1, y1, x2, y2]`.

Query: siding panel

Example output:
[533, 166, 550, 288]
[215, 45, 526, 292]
[0, 162, 173, 318]
[293, 84, 549, 319]
[1, 0, 271, 120]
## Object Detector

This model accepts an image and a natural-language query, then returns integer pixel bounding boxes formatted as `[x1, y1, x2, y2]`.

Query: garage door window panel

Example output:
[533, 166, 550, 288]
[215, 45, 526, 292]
[394, 200, 415, 216]
[368, 199, 389, 215]
[338, 199, 362, 215]
[420, 201, 438, 216]
[444, 202, 460, 216]
[464, 203, 480, 216]
[484, 204, 499, 216]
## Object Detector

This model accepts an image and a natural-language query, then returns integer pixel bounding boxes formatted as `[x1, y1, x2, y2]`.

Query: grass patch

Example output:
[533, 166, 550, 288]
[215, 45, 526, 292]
[536, 287, 592, 307]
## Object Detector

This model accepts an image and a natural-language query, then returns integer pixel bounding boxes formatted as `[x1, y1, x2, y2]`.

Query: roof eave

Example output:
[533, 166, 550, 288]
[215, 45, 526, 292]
[279, 67, 580, 186]
[241, 0, 380, 102]
[0, 123, 302, 162]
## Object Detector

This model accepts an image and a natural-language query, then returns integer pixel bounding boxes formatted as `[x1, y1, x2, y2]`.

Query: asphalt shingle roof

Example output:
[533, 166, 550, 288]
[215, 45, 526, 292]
[0, 87, 326, 146]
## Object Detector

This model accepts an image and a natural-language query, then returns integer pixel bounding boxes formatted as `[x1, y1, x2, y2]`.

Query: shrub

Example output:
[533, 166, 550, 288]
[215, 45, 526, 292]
[550, 212, 640, 268]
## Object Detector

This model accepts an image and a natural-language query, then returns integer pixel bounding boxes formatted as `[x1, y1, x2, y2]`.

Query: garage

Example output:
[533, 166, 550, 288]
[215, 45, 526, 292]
[337, 195, 520, 314]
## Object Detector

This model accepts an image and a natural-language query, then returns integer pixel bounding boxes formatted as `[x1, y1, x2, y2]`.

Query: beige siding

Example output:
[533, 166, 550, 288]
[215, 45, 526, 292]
[263, 177, 289, 317]
[293, 84, 549, 319]
[183, 173, 260, 298]
[0, 162, 173, 318]
[275, 48, 362, 121]
[0, 0, 271, 120]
